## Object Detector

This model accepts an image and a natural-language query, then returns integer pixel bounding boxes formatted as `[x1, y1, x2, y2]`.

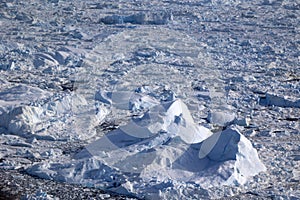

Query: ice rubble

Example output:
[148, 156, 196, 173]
[27, 98, 266, 199]
[21, 190, 58, 200]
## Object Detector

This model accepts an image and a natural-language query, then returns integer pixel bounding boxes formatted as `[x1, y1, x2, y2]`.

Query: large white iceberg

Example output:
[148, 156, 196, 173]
[27, 99, 266, 199]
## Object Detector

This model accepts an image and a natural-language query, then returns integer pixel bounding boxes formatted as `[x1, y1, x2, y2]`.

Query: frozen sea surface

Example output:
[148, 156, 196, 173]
[0, 0, 299, 199]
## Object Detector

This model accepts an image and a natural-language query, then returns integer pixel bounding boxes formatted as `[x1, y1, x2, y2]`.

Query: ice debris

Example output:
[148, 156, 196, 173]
[26, 99, 266, 199]
[21, 190, 58, 200]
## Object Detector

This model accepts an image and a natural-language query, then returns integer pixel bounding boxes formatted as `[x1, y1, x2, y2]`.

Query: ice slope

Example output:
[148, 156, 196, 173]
[27, 99, 266, 199]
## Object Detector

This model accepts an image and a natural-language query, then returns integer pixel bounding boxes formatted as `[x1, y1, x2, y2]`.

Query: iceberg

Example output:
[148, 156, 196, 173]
[27, 99, 266, 199]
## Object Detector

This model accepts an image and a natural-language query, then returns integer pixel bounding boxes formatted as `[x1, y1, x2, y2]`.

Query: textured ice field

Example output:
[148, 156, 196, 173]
[0, 0, 299, 199]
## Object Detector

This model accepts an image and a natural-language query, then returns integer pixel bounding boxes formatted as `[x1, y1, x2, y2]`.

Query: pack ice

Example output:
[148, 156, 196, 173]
[27, 97, 266, 199]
